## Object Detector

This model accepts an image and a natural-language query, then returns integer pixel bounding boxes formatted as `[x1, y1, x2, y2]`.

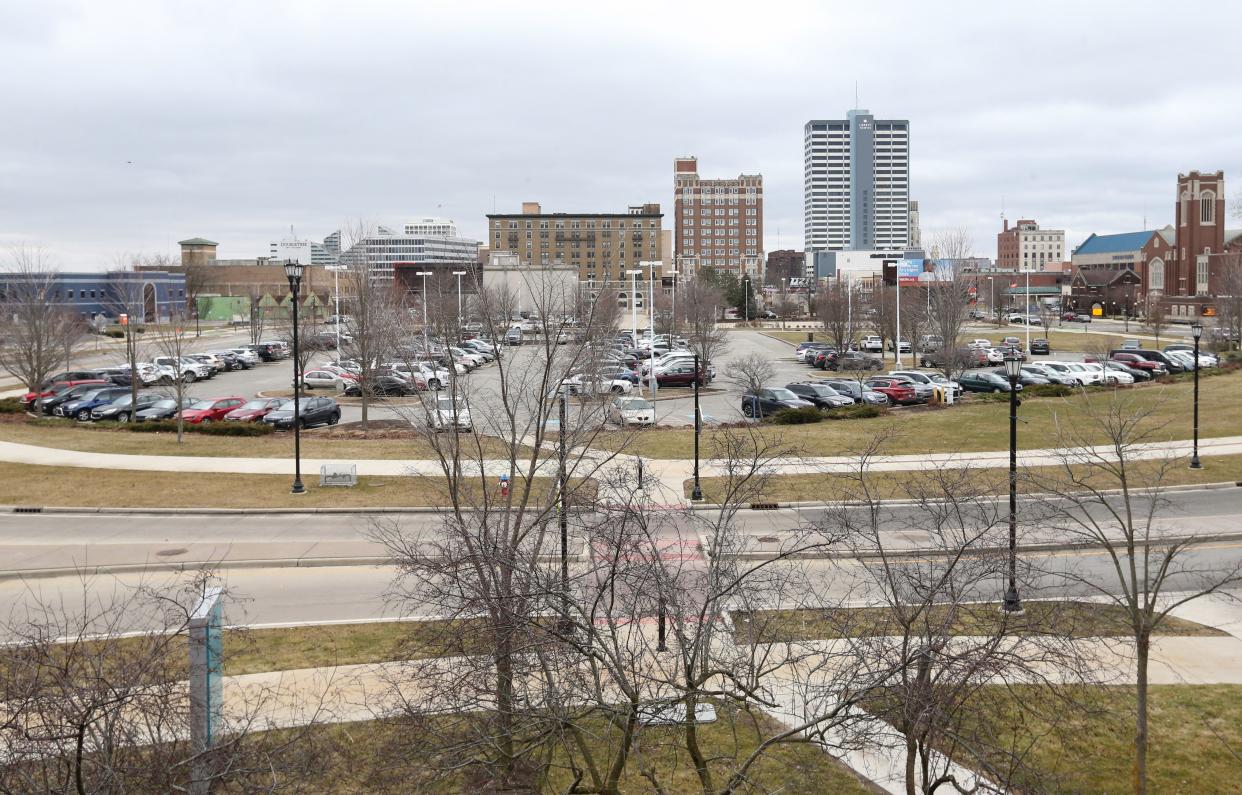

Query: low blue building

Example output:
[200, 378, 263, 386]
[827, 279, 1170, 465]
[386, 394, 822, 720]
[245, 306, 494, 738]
[0, 270, 187, 322]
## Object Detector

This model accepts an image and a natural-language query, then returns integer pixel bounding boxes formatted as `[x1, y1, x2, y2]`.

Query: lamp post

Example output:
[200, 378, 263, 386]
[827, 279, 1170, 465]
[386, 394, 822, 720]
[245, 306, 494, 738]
[452, 270, 467, 338]
[646, 261, 659, 400]
[284, 260, 307, 496]
[743, 275, 750, 324]
[1002, 352, 1023, 613]
[1190, 321, 1203, 470]
[691, 352, 703, 502]
[558, 385, 569, 614]
[325, 264, 346, 354]
[988, 276, 995, 326]
[668, 267, 678, 337]
[627, 268, 642, 392]
[415, 271, 432, 354]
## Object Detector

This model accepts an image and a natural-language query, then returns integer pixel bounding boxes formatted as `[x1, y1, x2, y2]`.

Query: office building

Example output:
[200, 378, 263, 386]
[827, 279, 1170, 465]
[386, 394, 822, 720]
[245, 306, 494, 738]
[804, 109, 910, 252]
[269, 230, 342, 267]
[340, 221, 479, 281]
[403, 217, 459, 237]
[672, 156, 763, 278]
[765, 250, 804, 286]
[0, 270, 187, 322]
[908, 201, 921, 248]
[997, 219, 1065, 272]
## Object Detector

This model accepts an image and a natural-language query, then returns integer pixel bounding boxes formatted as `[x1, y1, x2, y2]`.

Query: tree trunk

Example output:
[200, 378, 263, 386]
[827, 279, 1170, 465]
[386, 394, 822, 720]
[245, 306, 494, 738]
[683, 695, 714, 794]
[494, 626, 517, 789]
[905, 733, 918, 795]
[1134, 633, 1150, 795]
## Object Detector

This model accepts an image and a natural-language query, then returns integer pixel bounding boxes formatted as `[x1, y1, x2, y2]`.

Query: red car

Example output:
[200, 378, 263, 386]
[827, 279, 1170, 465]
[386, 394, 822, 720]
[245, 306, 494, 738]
[864, 377, 918, 405]
[224, 397, 286, 422]
[177, 396, 246, 424]
[1110, 353, 1167, 375]
[21, 378, 106, 406]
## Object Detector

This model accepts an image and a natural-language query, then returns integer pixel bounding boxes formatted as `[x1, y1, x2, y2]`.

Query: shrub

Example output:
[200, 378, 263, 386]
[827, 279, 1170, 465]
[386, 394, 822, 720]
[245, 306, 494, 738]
[127, 420, 275, 436]
[823, 403, 888, 420]
[769, 406, 823, 425]
[1023, 384, 1073, 398]
[0, 398, 27, 414]
[104, 329, 125, 338]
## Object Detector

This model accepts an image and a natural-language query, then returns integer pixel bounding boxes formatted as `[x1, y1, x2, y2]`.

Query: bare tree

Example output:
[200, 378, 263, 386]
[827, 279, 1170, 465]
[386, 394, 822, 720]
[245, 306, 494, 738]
[1143, 294, 1168, 346]
[926, 229, 977, 379]
[0, 246, 72, 392]
[680, 276, 727, 368]
[869, 283, 899, 362]
[338, 221, 405, 427]
[247, 286, 270, 347]
[728, 352, 775, 419]
[150, 319, 192, 442]
[1028, 391, 1242, 795]
[816, 280, 857, 352]
[1212, 252, 1242, 352]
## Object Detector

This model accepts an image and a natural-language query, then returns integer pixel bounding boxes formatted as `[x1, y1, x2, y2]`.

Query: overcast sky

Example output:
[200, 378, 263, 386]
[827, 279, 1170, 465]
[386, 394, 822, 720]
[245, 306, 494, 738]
[2, 0, 1239, 269]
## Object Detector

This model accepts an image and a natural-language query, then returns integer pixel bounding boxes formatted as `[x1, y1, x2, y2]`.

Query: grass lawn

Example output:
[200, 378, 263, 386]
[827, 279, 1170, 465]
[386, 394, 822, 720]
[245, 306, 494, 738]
[0, 416, 520, 460]
[687, 453, 1242, 502]
[733, 602, 1224, 644]
[923, 684, 1242, 794]
[272, 705, 875, 794]
[0, 462, 565, 508]
[613, 366, 1242, 459]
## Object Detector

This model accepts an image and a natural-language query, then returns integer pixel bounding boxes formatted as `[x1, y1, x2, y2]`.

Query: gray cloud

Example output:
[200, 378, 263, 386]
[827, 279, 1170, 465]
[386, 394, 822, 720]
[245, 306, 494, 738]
[1, 0, 1239, 268]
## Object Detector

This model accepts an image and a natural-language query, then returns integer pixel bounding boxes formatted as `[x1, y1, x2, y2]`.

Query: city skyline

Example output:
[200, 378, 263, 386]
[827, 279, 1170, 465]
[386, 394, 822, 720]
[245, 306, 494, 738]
[1, 1, 1239, 269]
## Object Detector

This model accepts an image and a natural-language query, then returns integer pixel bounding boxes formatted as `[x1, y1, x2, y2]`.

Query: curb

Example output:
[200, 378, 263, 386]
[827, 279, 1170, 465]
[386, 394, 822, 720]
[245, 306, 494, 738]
[0, 505, 595, 516]
[683, 479, 1242, 510]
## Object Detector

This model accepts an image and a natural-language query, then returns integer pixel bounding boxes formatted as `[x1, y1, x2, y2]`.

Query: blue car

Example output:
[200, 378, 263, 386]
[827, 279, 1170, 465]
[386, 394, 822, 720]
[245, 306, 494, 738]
[55, 386, 134, 420]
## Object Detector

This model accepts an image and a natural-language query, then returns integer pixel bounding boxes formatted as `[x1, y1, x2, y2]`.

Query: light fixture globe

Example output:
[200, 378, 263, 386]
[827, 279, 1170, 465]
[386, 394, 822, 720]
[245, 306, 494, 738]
[283, 259, 305, 282]
[1003, 352, 1022, 380]
[1192, 321, 1203, 340]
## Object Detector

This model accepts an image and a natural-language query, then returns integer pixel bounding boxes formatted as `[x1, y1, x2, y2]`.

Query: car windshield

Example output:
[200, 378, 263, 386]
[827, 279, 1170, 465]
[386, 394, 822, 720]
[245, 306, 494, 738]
[436, 398, 462, 410]
[239, 400, 270, 410]
[768, 388, 798, 401]
[76, 389, 108, 401]
[108, 394, 135, 406]
[620, 398, 653, 410]
[149, 400, 178, 410]
[188, 400, 221, 410]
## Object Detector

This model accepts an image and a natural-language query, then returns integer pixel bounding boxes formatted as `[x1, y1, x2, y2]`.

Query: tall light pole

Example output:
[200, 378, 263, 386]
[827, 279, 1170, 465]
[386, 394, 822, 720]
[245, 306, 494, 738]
[627, 268, 642, 391]
[669, 267, 678, 337]
[452, 270, 467, 340]
[646, 261, 659, 399]
[284, 260, 307, 496]
[781, 277, 787, 329]
[742, 275, 750, 324]
[691, 352, 703, 502]
[325, 264, 346, 354]
[988, 276, 995, 326]
[1024, 270, 1031, 354]
[1190, 321, 1203, 470]
[415, 271, 433, 353]
[1002, 352, 1023, 613]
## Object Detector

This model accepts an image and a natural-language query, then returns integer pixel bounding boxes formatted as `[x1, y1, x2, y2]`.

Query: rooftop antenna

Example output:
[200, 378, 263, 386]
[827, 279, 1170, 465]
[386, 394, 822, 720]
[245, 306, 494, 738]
[854, 81, 859, 110]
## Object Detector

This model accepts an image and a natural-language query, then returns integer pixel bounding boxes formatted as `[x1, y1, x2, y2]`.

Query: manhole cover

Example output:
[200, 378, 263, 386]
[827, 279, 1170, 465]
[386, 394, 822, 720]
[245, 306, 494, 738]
[758, 536, 779, 544]
[156, 548, 188, 558]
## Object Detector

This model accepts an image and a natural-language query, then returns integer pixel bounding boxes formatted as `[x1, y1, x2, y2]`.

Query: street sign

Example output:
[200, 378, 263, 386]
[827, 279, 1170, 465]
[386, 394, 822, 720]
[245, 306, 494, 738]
[189, 587, 224, 774]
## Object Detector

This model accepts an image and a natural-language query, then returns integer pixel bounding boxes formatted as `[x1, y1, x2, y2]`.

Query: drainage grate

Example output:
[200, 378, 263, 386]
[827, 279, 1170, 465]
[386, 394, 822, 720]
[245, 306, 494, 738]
[156, 548, 188, 558]
[14, 506, 43, 514]
[749, 502, 779, 511]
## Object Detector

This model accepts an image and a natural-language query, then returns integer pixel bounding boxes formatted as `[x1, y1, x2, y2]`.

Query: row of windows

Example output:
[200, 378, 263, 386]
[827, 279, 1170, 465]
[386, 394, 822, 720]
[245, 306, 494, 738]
[494, 219, 659, 231]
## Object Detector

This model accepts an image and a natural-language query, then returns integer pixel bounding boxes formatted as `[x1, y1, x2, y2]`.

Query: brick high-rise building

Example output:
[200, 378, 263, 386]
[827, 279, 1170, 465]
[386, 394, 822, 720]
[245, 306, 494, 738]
[673, 156, 763, 279]
[485, 202, 664, 308]
[997, 219, 1065, 272]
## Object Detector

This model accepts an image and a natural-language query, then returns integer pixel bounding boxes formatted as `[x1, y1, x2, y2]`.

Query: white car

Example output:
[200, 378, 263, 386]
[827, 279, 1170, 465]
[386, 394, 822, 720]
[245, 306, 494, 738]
[301, 369, 346, 390]
[968, 339, 992, 349]
[449, 347, 485, 368]
[1064, 363, 1104, 385]
[891, 370, 962, 398]
[431, 396, 472, 432]
[608, 396, 655, 426]
[984, 347, 1006, 364]
[222, 348, 260, 366]
[860, 335, 883, 352]
[415, 362, 452, 388]
[1082, 362, 1132, 385]
[562, 373, 633, 396]
[152, 356, 212, 383]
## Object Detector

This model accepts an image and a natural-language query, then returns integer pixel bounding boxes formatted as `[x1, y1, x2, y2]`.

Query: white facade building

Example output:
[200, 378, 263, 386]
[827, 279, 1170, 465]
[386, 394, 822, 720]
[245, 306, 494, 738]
[269, 231, 341, 266]
[342, 221, 478, 280]
[804, 109, 910, 253]
[403, 217, 459, 237]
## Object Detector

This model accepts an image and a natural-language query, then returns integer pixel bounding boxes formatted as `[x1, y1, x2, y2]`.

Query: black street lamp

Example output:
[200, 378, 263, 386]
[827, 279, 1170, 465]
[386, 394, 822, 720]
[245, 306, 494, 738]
[691, 353, 704, 501]
[284, 260, 306, 495]
[1002, 352, 1023, 613]
[1190, 321, 1203, 470]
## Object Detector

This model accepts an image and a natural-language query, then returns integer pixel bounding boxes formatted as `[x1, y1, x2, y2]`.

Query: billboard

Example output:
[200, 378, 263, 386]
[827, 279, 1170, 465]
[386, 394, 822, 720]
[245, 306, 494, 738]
[896, 258, 925, 286]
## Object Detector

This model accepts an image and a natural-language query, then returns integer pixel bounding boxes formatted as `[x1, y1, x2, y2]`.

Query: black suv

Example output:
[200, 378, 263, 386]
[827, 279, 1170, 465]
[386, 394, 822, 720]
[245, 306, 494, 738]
[262, 397, 341, 429]
[784, 382, 855, 409]
[822, 351, 882, 371]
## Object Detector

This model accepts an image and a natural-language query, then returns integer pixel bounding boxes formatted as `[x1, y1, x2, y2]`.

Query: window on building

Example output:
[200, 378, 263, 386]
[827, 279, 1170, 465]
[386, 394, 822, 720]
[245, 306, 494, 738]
[1201, 192, 1216, 224]
[1148, 259, 1165, 291]
[67, 290, 74, 299]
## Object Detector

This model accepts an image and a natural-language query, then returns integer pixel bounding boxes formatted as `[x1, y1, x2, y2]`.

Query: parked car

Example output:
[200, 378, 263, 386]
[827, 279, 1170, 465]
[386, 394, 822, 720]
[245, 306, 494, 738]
[1083, 361, 1132, 385]
[740, 387, 814, 418]
[989, 368, 1050, 387]
[504, 327, 524, 345]
[958, 370, 1021, 393]
[1109, 348, 1184, 373]
[1105, 360, 1151, 382]
[301, 368, 348, 390]
[1021, 363, 1076, 385]
[224, 398, 287, 421]
[57, 386, 134, 420]
[890, 370, 962, 399]
[651, 359, 710, 387]
[152, 356, 212, 383]
[783, 381, 855, 409]
[863, 377, 919, 405]
[921, 347, 989, 369]
[795, 342, 832, 363]
[822, 378, 889, 405]
[90, 390, 171, 422]
[344, 376, 420, 397]
[225, 348, 261, 367]
[859, 335, 884, 353]
[1109, 352, 1167, 376]
[823, 351, 883, 371]
[135, 396, 196, 422]
[563, 372, 633, 395]
[1029, 338, 1050, 355]
[887, 337, 912, 353]
[262, 397, 341, 429]
[189, 353, 224, 374]
[607, 396, 656, 427]
[177, 396, 247, 424]
[23, 378, 107, 408]
[1073, 313, 1093, 323]
[430, 396, 472, 432]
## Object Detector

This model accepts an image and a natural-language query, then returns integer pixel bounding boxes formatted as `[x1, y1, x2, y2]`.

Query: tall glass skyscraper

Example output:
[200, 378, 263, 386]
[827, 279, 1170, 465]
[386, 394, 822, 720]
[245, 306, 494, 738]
[804, 109, 910, 252]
